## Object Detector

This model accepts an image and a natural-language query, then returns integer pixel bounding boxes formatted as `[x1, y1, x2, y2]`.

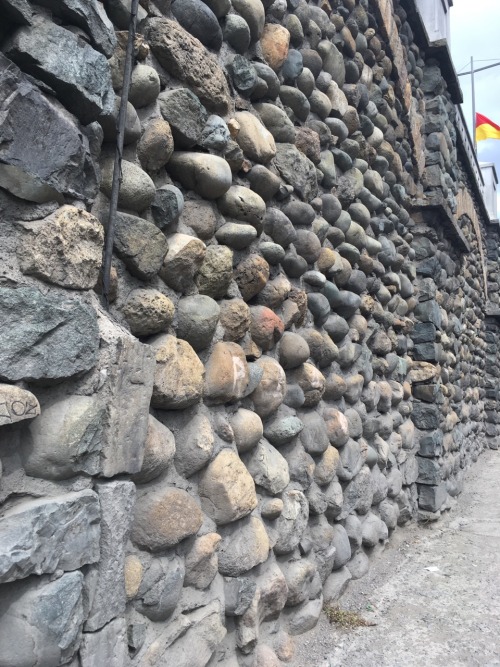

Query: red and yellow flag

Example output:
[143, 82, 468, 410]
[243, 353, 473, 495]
[476, 113, 500, 142]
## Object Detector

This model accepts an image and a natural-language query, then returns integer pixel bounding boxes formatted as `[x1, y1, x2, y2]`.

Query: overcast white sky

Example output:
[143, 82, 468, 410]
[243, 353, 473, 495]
[450, 0, 500, 209]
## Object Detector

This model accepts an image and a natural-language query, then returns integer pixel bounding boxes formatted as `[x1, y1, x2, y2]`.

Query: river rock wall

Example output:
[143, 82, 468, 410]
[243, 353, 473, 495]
[0, 0, 498, 665]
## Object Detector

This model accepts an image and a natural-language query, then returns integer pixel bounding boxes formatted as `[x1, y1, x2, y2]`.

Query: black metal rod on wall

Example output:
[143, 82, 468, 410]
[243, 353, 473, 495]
[101, 0, 140, 309]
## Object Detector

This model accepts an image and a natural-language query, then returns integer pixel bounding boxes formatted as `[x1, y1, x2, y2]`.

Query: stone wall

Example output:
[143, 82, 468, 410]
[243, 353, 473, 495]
[0, 0, 498, 665]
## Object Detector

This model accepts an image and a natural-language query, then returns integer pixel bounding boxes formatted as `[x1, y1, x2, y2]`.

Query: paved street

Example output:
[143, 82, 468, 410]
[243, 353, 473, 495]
[292, 449, 500, 667]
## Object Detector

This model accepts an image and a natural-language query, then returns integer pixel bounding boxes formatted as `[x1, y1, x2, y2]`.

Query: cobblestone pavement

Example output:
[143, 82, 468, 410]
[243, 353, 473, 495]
[291, 449, 500, 667]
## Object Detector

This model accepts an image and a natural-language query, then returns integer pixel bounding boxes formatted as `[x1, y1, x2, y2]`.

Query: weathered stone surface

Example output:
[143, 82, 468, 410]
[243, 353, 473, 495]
[218, 185, 266, 229]
[88, 314, 152, 478]
[174, 412, 214, 477]
[123, 289, 175, 337]
[5, 15, 113, 124]
[85, 481, 135, 631]
[185, 533, 221, 589]
[159, 88, 208, 149]
[177, 295, 220, 351]
[197, 245, 234, 298]
[243, 439, 290, 494]
[218, 516, 270, 576]
[17, 206, 103, 289]
[150, 334, 204, 409]
[235, 254, 270, 301]
[204, 342, 249, 404]
[132, 415, 176, 484]
[135, 555, 184, 622]
[0, 287, 99, 383]
[220, 299, 251, 341]
[0, 54, 97, 203]
[0, 572, 84, 667]
[418, 483, 447, 512]
[79, 617, 128, 667]
[234, 111, 277, 163]
[138, 119, 174, 173]
[251, 356, 287, 418]
[0, 384, 39, 427]
[299, 411, 330, 455]
[323, 567, 352, 603]
[274, 488, 309, 555]
[132, 487, 203, 551]
[250, 306, 285, 351]
[288, 363, 325, 407]
[168, 152, 232, 199]
[145, 18, 231, 113]
[111, 212, 169, 280]
[274, 143, 318, 201]
[199, 450, 257, 524]
[0, 490, 99, 584]
[21, 394, 103, 480]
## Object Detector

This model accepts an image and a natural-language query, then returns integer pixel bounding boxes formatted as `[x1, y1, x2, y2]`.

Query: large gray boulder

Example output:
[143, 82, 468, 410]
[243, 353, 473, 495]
[0, 54, 98, 203]
[0, 572, 85, 667]
[0, 286, 99, 383]
[5, 15, 114, 124]
[0, 490, 100, 584]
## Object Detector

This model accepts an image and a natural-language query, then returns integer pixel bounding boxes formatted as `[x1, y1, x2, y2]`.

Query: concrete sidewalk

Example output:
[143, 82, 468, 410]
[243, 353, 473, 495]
[291, 449, 500, 667]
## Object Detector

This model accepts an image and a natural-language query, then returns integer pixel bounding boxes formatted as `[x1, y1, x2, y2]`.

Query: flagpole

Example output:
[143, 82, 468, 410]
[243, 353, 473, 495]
[471, 56, 477, 152]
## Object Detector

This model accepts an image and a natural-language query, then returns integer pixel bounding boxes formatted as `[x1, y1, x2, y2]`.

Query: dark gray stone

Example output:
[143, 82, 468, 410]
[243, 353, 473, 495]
[414, 299, 442, 328]
[172, 0, 223, 50]
[0, 188, 58, 223]
[417, 457, 442, 486]
[263, 208, 297, 248]
[0, 572, 84, 667]
[0, 54, 98, 203]
[229, 55, 258, 95]
[79, 617, 129, 667]
[255, 102, 296, 143]
[98, 97, 141, 146]
[159, 88, 208, 149]
[274, 144, 318, 201]
[411, 402, 440, 430]
[418, 483, 447, 512]
[0, 287, 99, 383]
[224, 14, 251, 54]
[113, 212, 169, 280]
[176, 295, 220, 351]
[85, 482, 135, 631]
[151, 185, 185, 232]
[279, 85, 310, 121]
[411, 322, 436, 344]
[0, 0, 32, 25]
[307, 293, 331, 325]
[5, 16, 113, 125]
[282, 49, 303, 81]
[0, 491, 100, 584]
[135, 556, 185, 622]
[199, 115, 230, 151]
[34, 0, 116, 56]
[419, 430, 443, 458]
[253, 62, 280, 99]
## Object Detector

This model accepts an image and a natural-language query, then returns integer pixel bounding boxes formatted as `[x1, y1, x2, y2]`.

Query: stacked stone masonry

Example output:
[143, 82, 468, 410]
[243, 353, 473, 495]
[0, 0, 499, 665]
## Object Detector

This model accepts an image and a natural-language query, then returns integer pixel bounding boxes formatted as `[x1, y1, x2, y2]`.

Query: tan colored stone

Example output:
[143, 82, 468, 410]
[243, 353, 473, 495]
[124, 555, 143, 599]
[323, 408, 350, 447]
[184, 533, 221, 589]
[132, 415, 175, 484]
[199, 449, 257, 524]
[145, 18, 231, 113]
[204, 342, 249, 404]
[251, 356, 287, 418]
[197, 245, 234, 299]
[230, 408, 263, 452]
[138, 118, 174, 172]
[220, 299, 251, 341]
[123, 289, 175, 337]
[17, 205, 103, 290]
[0, 384, 40, 427]
[234, 111, 276, 163]
[234, 254, 270, 301]
[132, 487, 203, 550]
[314, 446, 340, 486]
[288, 363, 325, 407]
[408, 362, 439, 383]
[317, 248, 339, 273]
[261, 24, 290, 71]
[159, 233, 206, 293]
[149, 334, 204, 409]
